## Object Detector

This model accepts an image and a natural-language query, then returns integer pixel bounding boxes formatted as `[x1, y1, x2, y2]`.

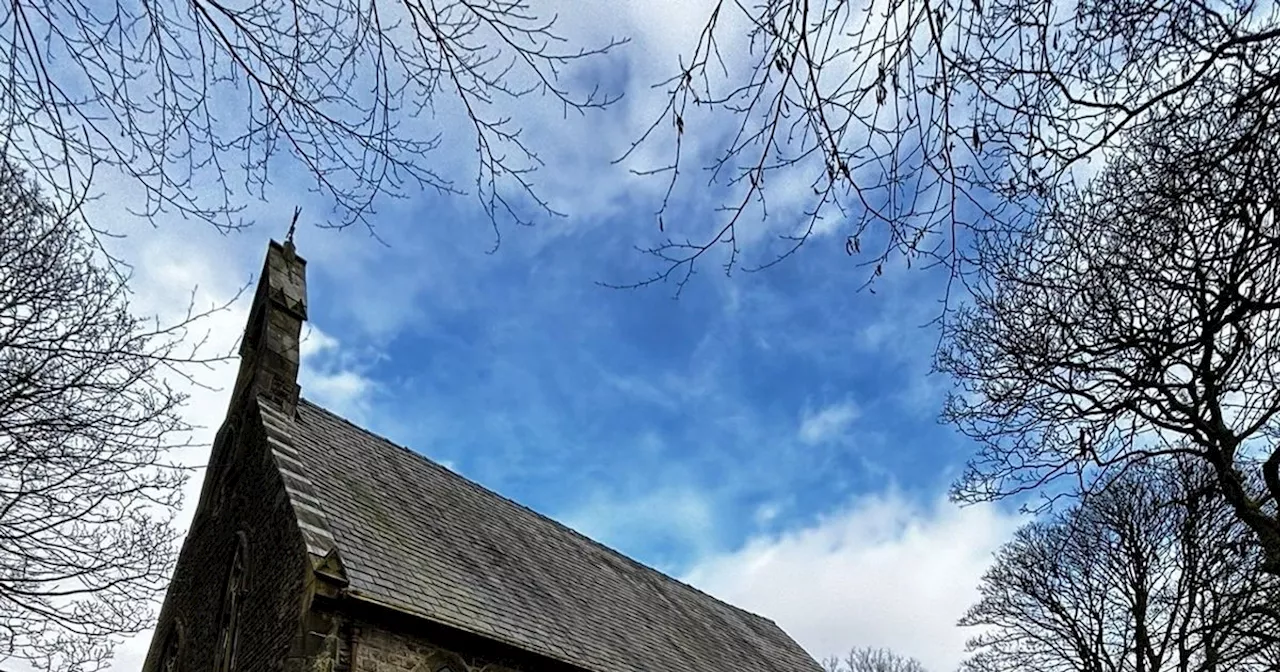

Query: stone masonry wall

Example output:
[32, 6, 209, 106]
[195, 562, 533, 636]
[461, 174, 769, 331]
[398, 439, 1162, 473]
[142, 405, 313, 672]
[350, 620, 526, 672]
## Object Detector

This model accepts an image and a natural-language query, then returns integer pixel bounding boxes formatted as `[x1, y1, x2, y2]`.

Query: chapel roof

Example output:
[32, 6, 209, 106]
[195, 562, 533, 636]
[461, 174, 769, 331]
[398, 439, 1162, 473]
[289, 399, 822, 672]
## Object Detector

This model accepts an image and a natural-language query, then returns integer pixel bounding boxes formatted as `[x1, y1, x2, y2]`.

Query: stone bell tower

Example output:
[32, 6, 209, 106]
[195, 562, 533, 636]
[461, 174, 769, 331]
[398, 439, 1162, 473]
[230, 239, 308, 418]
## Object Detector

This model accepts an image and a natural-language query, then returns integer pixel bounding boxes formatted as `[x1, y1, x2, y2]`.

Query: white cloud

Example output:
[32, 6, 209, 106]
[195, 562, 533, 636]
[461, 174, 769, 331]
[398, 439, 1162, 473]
[299, 324, 377, 421]
[304, 369, 375, 417]
[300, 323, 340, 359]
[799, 401, 861, 444]
[683, 492, 1021, 672]
[755, 502, 784, 526]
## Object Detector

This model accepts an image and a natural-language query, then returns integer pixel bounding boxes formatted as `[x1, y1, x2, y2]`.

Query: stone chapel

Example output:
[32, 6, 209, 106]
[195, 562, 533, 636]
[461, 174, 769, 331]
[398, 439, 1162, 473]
[141, 239, 823, 672]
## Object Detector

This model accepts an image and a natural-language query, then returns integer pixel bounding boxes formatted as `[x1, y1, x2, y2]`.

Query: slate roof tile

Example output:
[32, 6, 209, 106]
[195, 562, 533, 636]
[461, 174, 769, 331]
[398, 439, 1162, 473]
[291, 399, 822, 672]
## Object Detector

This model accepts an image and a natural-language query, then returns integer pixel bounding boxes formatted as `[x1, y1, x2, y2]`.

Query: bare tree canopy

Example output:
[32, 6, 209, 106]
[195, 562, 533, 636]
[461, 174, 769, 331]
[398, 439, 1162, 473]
[0, 161, 223, 671]
[1, 0, 623, 236]
[623, 0, 1280, 288]
[937, 82, 1280, 571]
[825, 646, 929, 672]
[962, 460, 1280, 672]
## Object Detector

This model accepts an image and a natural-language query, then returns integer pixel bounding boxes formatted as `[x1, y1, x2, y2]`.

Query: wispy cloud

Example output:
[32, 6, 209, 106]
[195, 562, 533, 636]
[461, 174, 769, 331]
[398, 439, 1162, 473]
[299, 324, 378, 421]
[306, 370, 375, 418]
[799, 401, 861, 445]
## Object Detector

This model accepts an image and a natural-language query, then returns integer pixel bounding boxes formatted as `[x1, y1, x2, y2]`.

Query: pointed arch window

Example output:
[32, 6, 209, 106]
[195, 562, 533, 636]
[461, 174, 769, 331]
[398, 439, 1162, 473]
[199, 422, 239, 522]
[159, 619, 183, 672]
[216, 533, 248, 672]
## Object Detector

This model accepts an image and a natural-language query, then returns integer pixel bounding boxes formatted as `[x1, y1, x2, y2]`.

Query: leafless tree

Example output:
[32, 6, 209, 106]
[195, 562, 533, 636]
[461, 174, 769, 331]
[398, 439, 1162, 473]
[936, 81, 1280, 572]
[961, 460, 1280, 672]
[621, 0, 1280, 290]
[824, 646, 929, 672]
[0, 160, 227, 672]
[2, 0, 623, 241]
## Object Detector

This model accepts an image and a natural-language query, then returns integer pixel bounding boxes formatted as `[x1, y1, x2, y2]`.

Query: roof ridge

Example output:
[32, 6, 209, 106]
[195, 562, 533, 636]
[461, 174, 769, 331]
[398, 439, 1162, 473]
[296, 398, 782, 629]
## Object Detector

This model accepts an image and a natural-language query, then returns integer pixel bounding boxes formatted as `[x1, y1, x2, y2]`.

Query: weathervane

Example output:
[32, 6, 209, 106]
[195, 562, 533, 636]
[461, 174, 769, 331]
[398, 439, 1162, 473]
[285, 206, 301, 244]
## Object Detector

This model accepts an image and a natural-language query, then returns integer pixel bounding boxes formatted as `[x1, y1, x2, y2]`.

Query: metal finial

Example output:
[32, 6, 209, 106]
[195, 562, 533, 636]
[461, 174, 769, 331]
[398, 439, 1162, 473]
[286, 206, 301, 244]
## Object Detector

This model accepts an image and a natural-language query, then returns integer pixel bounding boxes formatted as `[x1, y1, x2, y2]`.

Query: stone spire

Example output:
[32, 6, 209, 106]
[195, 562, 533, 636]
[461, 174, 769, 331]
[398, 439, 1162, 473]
[233, 239, 308, 417]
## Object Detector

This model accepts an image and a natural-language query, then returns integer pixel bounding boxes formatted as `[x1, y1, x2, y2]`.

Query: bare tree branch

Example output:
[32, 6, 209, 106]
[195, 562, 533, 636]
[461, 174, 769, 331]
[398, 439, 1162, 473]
[824, 646, 929, 672]
[937, 77, 1280, 572]
[962, 459, 1280, 672]
[623, 0, 1280, 293]
[0, 159, 232, 672]
[0, 0, 625, 240]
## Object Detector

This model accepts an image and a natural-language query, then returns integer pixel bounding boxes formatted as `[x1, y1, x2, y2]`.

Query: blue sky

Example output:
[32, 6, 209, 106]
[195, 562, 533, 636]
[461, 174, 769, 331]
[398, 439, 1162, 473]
[101, 165, 1018, 672]
[52, 2, 1028, 669]
[299, 190, 967, 566]
[123, 188, 1011, 671]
